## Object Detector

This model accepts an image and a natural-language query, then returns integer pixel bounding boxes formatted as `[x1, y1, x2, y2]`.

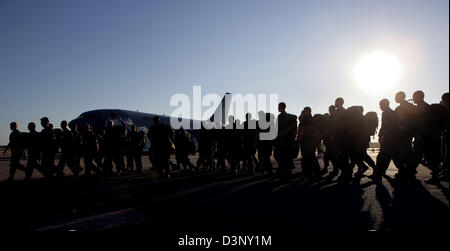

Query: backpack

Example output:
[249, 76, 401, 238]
[345, 106, 364, 133]
[364, 111, 379, 136]
[312, 114, 329, 139]
[428, 103, 448, 131]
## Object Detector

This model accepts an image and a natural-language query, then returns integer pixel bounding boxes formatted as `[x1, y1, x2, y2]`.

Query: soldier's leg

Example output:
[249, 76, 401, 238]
[90, 154, 102, 175]
[103, 154, 113, 175]
[266, 150, 274, 175]
[8, 152, 21, 180]
[84, 155, 92, 176]
[312, 154, 320, 175]
[246, 154, 254, 175]
[162, 153, 170, 177]
[362, 152, 376, 169]
[113, 153, 124, 173]
[301, 153, 312, 177]
[445, 133, 449, 179]
[26, 157, 34, 180]
[57, 153, 65, 174]
[73, 154, 81, 174]
[28, 153, 47, 178]
[135, 152, 143, 173]
[424, 133, 442, 183]
[154, 156, 163, 177]
[127, 153, 134, 172]
[40, 152, 51, 177]
[353, 152, 368, 176]
[95, 153, 104, 171]
[338, 151, 352, 180]
[217, 155, 226, 172]
[323, 150, 330, 169]
[405, 138, 424, 180]
[371, 149, 391, 180]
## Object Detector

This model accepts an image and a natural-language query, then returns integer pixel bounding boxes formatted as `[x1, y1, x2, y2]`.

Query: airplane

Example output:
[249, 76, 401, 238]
[68, 93, 232, 152]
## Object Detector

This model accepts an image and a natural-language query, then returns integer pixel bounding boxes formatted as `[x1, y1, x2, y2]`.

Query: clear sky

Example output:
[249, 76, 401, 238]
[0, 0, 448, 144]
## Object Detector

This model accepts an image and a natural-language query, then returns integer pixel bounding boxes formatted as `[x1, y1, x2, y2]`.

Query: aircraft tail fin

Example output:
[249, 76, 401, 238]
[208, 92, 232, 125]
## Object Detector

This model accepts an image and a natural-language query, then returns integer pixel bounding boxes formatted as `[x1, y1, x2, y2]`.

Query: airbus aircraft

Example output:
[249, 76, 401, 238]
[68, 93, 232, 151]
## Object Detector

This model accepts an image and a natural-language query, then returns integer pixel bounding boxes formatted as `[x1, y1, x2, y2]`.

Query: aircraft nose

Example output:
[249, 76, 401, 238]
[69, 118, 80, 129]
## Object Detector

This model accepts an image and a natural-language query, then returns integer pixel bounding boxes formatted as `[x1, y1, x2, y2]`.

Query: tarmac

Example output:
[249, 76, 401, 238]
[0, 151, 448, 232]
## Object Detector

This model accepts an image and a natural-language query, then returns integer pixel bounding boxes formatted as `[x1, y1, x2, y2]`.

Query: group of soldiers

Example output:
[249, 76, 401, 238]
[3, 117, 147, 181]
[3, 90, 449, 185]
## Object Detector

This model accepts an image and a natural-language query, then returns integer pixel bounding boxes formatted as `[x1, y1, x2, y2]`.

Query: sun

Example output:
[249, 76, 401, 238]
[353, 50, 403, 93]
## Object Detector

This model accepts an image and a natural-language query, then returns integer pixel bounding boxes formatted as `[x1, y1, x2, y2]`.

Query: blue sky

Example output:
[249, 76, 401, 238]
[0, 0, 448, 144]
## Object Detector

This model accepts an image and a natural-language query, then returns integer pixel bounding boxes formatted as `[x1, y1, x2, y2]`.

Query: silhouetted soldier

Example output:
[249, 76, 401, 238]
[409, 91, 444, 184]
[175, 127, 195, 171]
[215, 124, 227, 172]
[112, 125, 127, 175]
[197, 124, 215, 171]
[149, 116, 174, 178]
[323, 105, 337, 174]
[226, 116, 240, 174]
[370, 99, 397, 181]
[393, 91, 415, 180]
[95, 129, 106, 172]
[40, 117, 57, 177]
[243, 113, 258, 175]
[82, 124, 101, 176]
[127, 125, 146, 174]
[2, 122, 26, 182]
[297, 109, 321, 178]
[441, 92, 449, 180]
[56, 120, 78, 177]
[70, 124, 82, 175]
[235, 119, 245, 171]
[311, 113, 330, 174]
[274, 102, 297, 182]
[359, 111, 378, 171]
[257, 112, 275, 176]
[331, 98, 351, 181]
[24, 122, 45, 179]
[103, 120, 115, 175]
[346, 106, 377, 177]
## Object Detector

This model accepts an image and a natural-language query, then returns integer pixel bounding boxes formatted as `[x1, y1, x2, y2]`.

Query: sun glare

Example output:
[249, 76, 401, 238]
[353, 50, 403, 93]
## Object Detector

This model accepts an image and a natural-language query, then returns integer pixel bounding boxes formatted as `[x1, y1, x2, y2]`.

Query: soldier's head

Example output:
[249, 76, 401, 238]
[28, 122, 36, 132]
[60, 120, 68, 129]
[303, 107, 312, 115]
[40, 117, 49, 128]
[245, 113, 252, 121]
[412, 90, 425, 104]
[106, 120, 114, 129]
[395, 91, 406, 104]
[328, 105, 336, 115]
[335, 97, 344, 109]
[10, 122, 17, 131]
[379, 99, 390, 112]
[228, 115, 235, 124]
[278, 102, 286, 113]
[153, 116, 161, 124]
[442, 92, 449, 106]
[131, 124, 137, 132]
[85, 124, 92, 132]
